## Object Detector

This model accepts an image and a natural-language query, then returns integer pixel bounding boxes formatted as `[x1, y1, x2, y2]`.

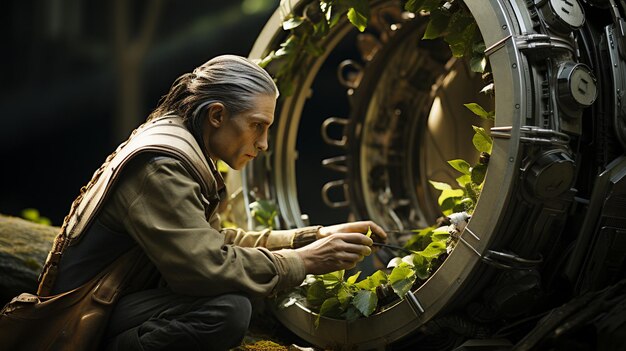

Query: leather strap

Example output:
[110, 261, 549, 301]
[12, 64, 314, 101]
[38, 116, 221, 295]
[66, 116, 217, 239]
[92, 246, 146, 304]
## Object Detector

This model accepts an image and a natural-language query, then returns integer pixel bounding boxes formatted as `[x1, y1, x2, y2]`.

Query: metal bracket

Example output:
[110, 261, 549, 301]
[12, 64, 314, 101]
[606, 24, 626, 147]
[491, 126, 570, 146]
[609, 0, 626, 60]
[406, 290, 425, 316]
[482, 250, 543, 270]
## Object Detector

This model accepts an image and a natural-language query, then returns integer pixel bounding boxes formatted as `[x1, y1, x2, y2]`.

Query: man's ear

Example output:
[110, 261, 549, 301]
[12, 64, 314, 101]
[206, 102, 226, 128]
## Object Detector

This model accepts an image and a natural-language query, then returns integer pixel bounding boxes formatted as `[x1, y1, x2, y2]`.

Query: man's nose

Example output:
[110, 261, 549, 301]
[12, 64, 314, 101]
[256, 130, 269, 151]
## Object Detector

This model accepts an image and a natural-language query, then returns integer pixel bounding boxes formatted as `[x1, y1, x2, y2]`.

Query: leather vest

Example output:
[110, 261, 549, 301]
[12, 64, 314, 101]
[37, 115, 225, 296]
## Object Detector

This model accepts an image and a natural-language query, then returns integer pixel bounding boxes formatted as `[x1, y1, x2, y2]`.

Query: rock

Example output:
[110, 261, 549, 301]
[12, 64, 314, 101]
[0, 214, 58, 304]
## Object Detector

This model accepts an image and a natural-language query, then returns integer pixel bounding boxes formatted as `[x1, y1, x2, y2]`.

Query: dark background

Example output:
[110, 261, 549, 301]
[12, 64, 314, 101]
[1, 0, 279, 225]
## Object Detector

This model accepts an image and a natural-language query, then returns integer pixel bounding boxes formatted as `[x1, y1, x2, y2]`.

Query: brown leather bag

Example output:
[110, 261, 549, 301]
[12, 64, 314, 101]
[0, 246, 146, 350]
[0, 116, 215, 350]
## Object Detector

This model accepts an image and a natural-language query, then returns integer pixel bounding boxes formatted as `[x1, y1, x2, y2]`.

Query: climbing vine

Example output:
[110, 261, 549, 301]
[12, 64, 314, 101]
[260, 0, 495, 324]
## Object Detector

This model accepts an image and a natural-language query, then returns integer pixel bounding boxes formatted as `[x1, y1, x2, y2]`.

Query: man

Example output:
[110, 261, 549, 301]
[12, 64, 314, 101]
[42, 55, 387, 350]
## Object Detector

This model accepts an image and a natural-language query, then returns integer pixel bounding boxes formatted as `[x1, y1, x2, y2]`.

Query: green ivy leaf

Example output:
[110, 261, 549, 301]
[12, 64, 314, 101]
[283, 16, 304, 30]
[412, 254, 431, 280]
[415, 263, 431, 280]
[439, 196, 458, 215]
[470, 41, 487, 73]
[472, 126, 493, 153]
[456, 174, 472, 187]
[327, 3, 348, 27]
[21, 208, 51, 226]
[388, 264, 416, 299]
[320, 297, 341, 316]
[429, 180, 452, 191]
[419, 240, 447, 258]
[346, 0, 370, 32]
[316, 297, 342, 327]
[355, 270, 388, 290]
[423, 7, 451, 39]
[322, 270, 344, 287]
[352, 290, 378, 317]
[337, 286, 353, 306]
[464, 103, 492, 119]
[470, 55, 487, 73]
[431, 227, 450, 242]
[403, 226, 434, 251]
[448, 159, 471, 175]
[453, 197, 474, 213]
[444, 12, 476, 57]
[275, 36, 297, 57]
[473, 40, 486, 54]
[250, 200, 278, 229]
[344, 305, 362, 321]
[346, 271, 361, 285]
[438, 188, 465, 206]
[306, 280, 327, 306]
[471, 163, 488, 185]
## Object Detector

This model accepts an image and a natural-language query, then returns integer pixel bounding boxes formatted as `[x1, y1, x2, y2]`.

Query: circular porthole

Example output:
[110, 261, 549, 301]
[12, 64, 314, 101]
[234, 0, 626, 349]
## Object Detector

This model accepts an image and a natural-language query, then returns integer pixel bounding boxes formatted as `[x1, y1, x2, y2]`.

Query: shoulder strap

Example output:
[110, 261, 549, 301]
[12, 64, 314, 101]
[65, 116, 218, 239]
[37, 116, 224, 295]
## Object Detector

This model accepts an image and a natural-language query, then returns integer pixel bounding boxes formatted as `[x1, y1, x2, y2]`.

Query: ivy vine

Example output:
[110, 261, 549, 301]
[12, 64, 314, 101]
[259, 0, 495, 324]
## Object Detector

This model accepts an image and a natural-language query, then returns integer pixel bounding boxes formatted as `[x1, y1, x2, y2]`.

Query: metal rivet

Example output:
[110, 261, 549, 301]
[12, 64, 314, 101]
[502, 24, 507, 30]
[515, 104, 520, 109]
[512, 63, 517, 68]
[509, 157, 514, 162]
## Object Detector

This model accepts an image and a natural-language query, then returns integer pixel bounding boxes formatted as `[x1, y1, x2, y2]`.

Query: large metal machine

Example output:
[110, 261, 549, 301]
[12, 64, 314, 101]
[230, 0, 626, 349]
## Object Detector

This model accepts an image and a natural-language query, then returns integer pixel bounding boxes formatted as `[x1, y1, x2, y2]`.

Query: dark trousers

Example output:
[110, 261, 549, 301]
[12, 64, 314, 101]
[103, 288, 252, 351]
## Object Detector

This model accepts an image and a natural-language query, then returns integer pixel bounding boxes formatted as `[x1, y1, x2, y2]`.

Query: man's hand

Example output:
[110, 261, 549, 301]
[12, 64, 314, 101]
[295, 233, 374, 275]
[317, 220, 387, 243]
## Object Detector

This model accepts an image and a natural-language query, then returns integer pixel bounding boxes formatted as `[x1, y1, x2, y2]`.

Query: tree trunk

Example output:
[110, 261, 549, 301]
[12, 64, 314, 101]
[112, 0, 163, 142]
[0, 215, 58, 304]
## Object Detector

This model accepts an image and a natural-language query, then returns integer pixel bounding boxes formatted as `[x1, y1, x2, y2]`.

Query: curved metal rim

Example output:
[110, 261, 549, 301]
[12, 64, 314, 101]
[246, 0, 528, 348]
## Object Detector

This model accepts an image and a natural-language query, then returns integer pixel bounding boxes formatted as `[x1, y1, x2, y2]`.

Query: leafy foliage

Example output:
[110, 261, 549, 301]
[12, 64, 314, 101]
[259, 0, 371, 95]
[428, 102, 493, 215]
[407, 0, 485, 71]
[282, 217, 459, 325]
[260, 0, 488, 96]
[267, 0, 494, 326]
[21, 208, 51, 226]
[249, 200, 278, 229]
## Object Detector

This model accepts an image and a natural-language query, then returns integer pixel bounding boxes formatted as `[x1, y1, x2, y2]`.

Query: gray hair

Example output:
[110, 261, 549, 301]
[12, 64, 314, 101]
[148, 54, 279, 145]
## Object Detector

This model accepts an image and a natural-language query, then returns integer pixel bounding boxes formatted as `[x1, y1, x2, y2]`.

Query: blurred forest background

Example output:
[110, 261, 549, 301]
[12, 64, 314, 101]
[1, 0, 279, 225]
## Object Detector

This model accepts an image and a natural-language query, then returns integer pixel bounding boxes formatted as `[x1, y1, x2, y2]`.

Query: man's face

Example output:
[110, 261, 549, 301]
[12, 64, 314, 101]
[207, 94, 275, 170]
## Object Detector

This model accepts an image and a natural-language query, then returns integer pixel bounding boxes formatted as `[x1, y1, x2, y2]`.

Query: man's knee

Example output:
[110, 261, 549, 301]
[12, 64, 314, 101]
[106, 292, 253, 350]
[217, 294, 252, 333]
[199, 293, 252, 348]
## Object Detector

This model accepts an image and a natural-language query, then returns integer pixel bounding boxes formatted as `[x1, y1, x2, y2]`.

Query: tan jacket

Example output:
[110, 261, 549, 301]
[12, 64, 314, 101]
[97, 154, 319, 297]
[45, 116, 319, 298]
